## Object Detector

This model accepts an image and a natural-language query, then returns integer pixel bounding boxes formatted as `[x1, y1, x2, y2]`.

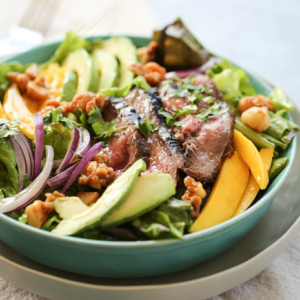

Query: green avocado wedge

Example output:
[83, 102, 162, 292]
[54, 197, 89, 220]
[96, 37, 137, 88]
[101, 174, 176, 227]
[92, 49, 119, 90]
[62, 48, 98, 93]
[60, 70, 77, 102]
[52, 159, 146, 236]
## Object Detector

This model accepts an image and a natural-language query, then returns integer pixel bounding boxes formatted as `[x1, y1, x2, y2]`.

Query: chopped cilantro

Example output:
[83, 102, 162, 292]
[43, 109, 73, 129]
[173, 104, 197, 119]
[136, 118, 158, 137]
[88, 107, 118, 134]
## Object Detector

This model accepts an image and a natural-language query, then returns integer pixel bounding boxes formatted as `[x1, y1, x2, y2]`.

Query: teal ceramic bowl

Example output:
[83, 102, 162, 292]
[0, 36, 296, 278]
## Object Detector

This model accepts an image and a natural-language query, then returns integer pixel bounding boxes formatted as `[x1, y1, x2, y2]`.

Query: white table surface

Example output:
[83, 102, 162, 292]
[0, 0, 299, 299]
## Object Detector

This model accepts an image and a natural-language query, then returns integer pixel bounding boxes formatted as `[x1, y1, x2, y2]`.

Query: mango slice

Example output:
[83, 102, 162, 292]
[232, 148, 274, 217]
[3, 85, 35, 140]
[0, 103, 6, 118]
[189, 151, 249, 233]
[233, 130, 269, 190]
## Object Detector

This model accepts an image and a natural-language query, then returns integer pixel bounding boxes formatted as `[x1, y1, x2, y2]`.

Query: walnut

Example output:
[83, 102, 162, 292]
[137, 41, 158, 64]
[25, 64, 39, 80]
[128, 62, 166, 86]
[78, 160, 116, 190]
[45, 191, 65, 203]
[182, 176, 206, 218]
[7, 72, 29, 93]
[26, 81, 49, 102]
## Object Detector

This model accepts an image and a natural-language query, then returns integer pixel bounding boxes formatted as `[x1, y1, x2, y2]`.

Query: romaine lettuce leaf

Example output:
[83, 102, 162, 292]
[0, 136, 19, 198]
[132, 210, 184, 240]
[269, 87, 294, 116]
[208, 59, 256, 105]
[44, 123, 72, 160]
[39, 31, 90, 70]
[265, 111, 300, 144]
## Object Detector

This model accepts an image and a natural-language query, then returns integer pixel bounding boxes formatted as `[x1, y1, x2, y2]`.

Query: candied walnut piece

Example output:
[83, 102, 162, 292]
[59, 92, 109, 115]
[78, 160, 116, 190]
[26, 81, 49, 102]
[25, 64, 39, 80]
[238, 94, 274, 113]
[45, 191, 65, 203]
[77, 192, 100, 206]
[93, 153, 108, 164]
[182, 176, 206, 218]
[25, 200, 55, 228]
[137, 41, 158, 64]
[128, 62, 166, 86]
[7, 72, 29, 93]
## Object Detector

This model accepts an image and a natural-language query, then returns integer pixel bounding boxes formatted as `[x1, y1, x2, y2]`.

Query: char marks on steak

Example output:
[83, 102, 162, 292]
[125, 88, 184, 183]
[101, 97, 150, 174]
[159, 75, 235, 183]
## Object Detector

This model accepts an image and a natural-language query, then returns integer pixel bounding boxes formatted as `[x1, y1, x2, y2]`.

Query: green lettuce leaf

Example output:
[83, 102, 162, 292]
[0, 119, 20, 138]
[101, 75, 151, 97]
[132, 210, 184, 240]
[269, 87, 294, 115]
[41, 214, 61, 231]
[39, 31, 90, 70]
[6, 208, 25, 221]
[44, 123, 72, 160]
[157, 198, 193, 230]
[0, 136, 19, 198]
[208, 59, 256, 97]
[0, 61, 28, 101]
[265, 111, 300, 144]
[212, 69, 242, 104]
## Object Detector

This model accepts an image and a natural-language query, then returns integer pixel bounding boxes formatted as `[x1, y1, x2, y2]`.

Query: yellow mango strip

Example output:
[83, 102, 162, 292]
[233, 130, 269, 190]
[3, 85, 35, 140]
[232, 148, 274, 217]
[0, 103, 6, 118]
[189, 151, 249, 233]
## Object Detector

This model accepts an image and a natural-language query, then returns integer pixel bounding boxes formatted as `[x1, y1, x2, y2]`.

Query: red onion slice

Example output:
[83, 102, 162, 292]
[75, 128, 91, 157]
[47, 163, 79, 189]
[61, 142, 104, 193]
[34, 114, 44, 179]
[56, 127, 80, 174]
[14, 133, 35, 181]
[0, 145, 54, 214]
[11, 137, 27, 192]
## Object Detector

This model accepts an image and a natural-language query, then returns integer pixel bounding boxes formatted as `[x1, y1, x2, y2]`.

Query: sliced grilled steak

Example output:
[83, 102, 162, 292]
[125, 88, 184, 183]
[159, 75, 235, 183]
[101, 97, 150, 174]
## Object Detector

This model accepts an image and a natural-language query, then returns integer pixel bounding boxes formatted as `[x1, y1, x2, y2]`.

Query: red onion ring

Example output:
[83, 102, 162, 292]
[0, 145, 54, 214]
[34, 114, 44, 179]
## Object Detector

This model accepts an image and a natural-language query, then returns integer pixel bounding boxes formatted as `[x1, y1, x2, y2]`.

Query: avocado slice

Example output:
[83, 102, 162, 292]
[92, 49, 119, 90]
[60, 70, 77, 102]
[101, 174, 176, 227]
[52, 159, 146, 236]
[54, 197, 89, 219]
[62, 48, 98, 93]
[97, 37, 137, 88]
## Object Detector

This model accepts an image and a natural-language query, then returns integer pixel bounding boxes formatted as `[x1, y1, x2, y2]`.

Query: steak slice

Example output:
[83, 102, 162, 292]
[101, 97, 150, 174]
[159, 75, 235, 183]
[125, 88, 184, 183]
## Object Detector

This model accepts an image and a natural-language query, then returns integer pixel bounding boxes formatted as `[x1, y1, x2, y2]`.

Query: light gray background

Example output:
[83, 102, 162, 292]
[147, 0, 300, 105]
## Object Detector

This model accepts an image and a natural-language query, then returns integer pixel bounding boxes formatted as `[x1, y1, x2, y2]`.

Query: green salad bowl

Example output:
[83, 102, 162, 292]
[0, 36, 296, 278]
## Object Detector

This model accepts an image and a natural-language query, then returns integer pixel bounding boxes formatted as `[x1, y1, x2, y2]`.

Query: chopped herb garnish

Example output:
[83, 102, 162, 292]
[136, 118, 158, 137]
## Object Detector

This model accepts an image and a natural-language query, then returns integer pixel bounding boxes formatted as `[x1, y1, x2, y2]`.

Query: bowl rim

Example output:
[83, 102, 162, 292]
[0, 35, 297, 248]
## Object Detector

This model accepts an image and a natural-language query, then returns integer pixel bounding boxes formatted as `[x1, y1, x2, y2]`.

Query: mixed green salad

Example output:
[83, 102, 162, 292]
[0, 18, 298, 241]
